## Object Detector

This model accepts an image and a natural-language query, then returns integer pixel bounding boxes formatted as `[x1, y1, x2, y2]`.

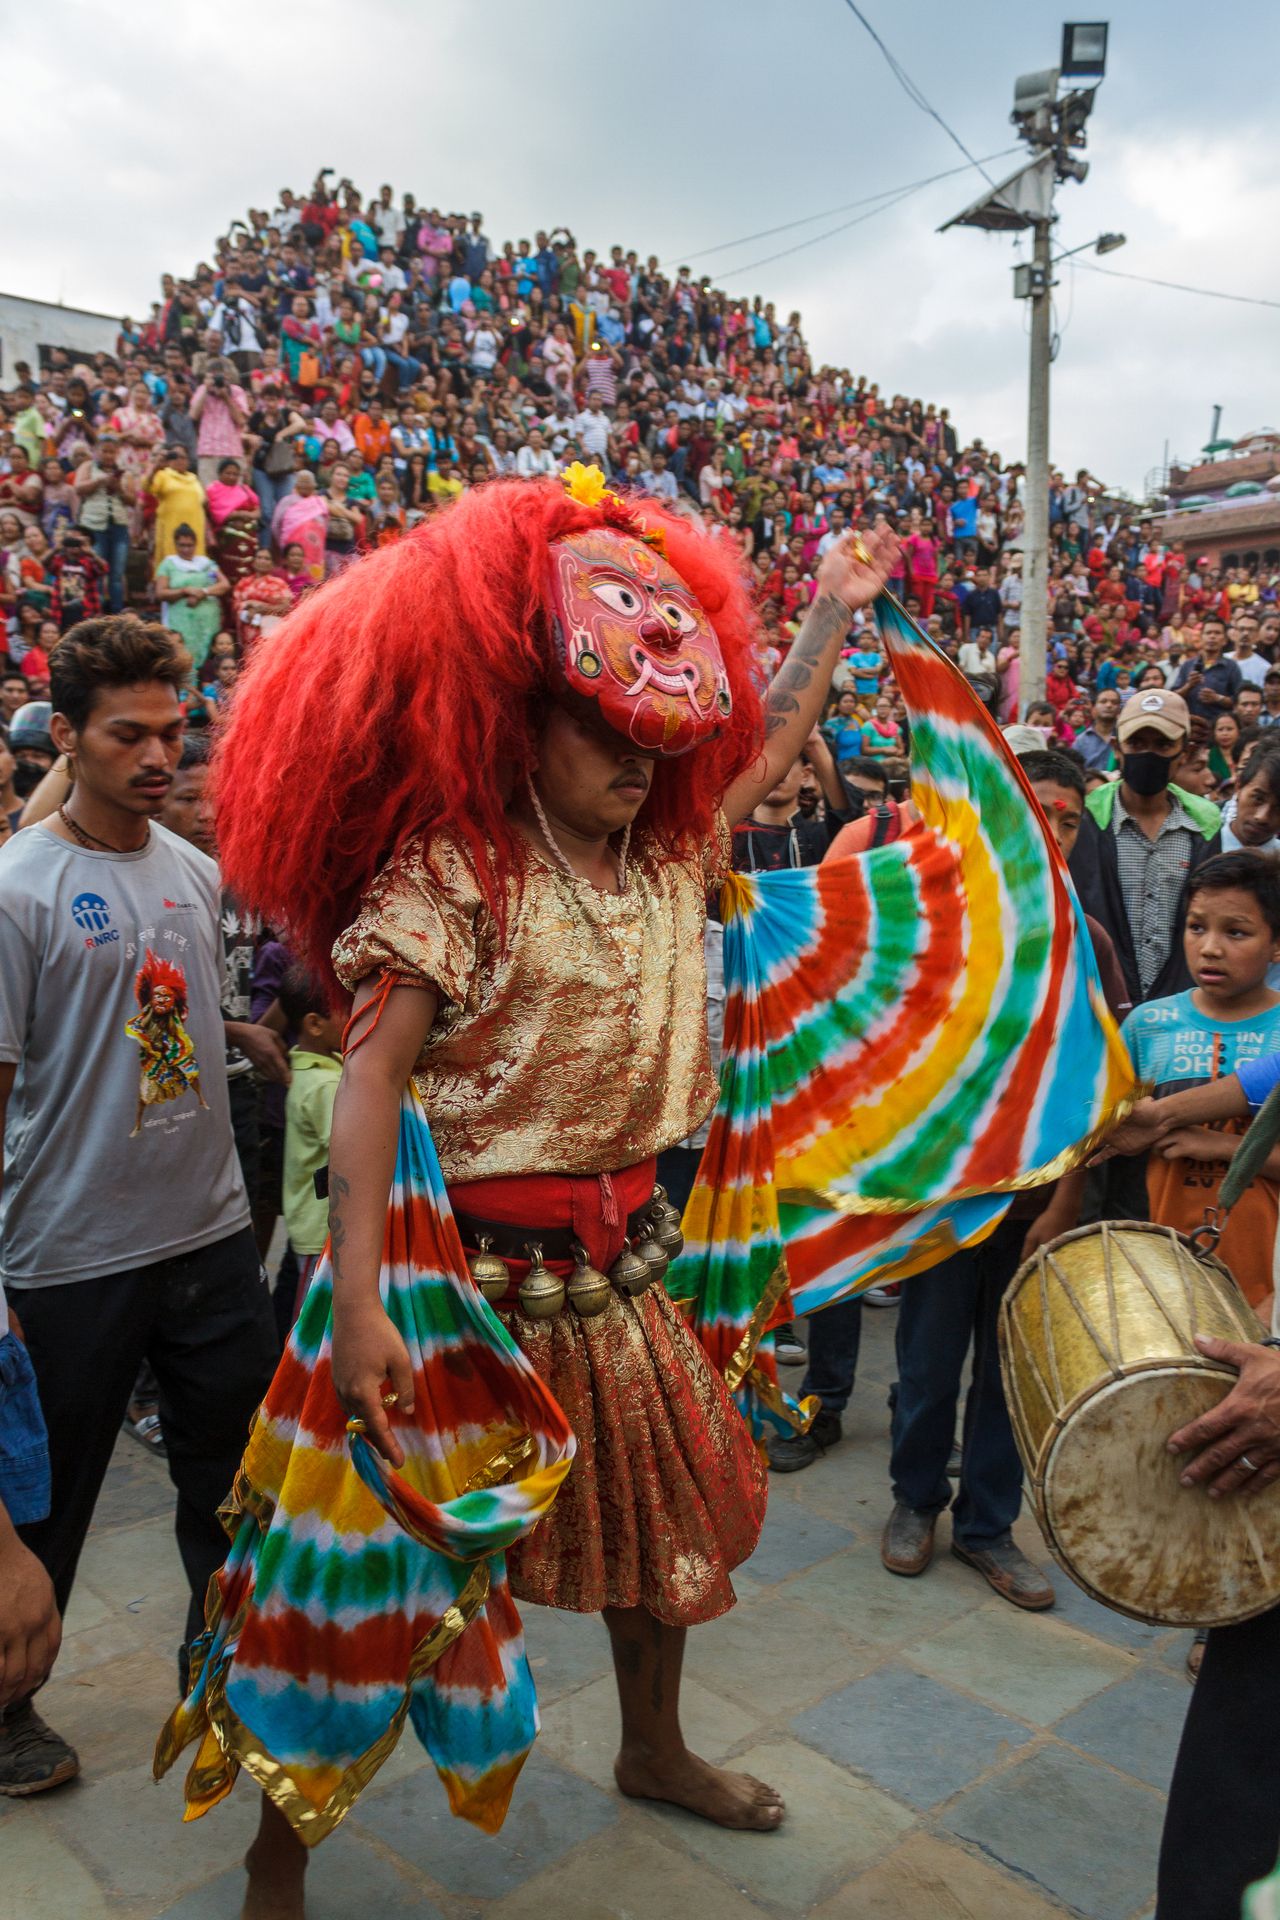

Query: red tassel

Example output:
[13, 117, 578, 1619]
[599, 1171, 619, 1228]
[341, 968, 396, 1058]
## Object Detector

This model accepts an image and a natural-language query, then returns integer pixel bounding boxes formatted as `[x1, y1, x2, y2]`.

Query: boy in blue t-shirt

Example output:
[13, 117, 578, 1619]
[1120, 850, 1280, 1315]
[848, 638, 882, 701]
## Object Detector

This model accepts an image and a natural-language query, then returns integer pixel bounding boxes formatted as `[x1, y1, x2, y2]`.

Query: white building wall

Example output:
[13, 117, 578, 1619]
[0, 292, 119, 380]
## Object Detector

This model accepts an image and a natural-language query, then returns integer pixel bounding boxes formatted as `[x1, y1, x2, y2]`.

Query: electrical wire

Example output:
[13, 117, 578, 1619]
[719, 181, 926, 279]
[837, 0, 997, 185]
[661, 148, 1020, 272]
[1075, 261, 1280, 311]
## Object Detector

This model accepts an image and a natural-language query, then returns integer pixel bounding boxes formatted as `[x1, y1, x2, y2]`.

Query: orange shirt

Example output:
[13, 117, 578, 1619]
[352, 413, 392, 465]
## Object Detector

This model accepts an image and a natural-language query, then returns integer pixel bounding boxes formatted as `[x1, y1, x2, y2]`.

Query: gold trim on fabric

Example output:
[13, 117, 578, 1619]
[467, 1433, 537, 1489]
[780, 1087, 1146, 1217]
[724, 1258, 792, 1393]
[217, 1464, 276, 1537]
[160, 1562, 492, 1847]
[156, 1422, 556, 1840]
[746, 1365, 819, 1435]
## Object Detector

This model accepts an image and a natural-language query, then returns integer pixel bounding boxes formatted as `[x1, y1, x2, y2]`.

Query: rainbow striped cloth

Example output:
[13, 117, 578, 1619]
[154, 1086, 575, 1843]
[669, 592, 1137, 1431]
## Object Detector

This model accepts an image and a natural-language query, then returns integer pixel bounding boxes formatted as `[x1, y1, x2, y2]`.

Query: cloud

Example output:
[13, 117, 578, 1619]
[2, 0, 1274, 495]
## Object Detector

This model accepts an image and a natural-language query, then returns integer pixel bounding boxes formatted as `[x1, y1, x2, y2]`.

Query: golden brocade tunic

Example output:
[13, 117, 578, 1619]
[331, 820, 730, 1181]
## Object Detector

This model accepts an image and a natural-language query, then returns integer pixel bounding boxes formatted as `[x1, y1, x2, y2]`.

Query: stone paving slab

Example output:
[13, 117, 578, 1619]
[1053, 1667, 1192, 1793]
[485, 1824, 770, 1920]
[791, 1663, 1033, 1809]
[811, 1829, 1075, 1919]
[3, 1810, 117, 1920]
[351, 1746, 619, 1901]
[941, 1744, 1167, 1920]
[656, 1735, 915, 1910]
[906, 1600, 1137, 1723]
[157, 1834, 450, 1920]
[8, 1308, 1182, 1918]
[538, 1672, 763, 1793]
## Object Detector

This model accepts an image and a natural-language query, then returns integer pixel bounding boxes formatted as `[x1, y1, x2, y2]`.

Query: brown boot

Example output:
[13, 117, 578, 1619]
[880, 1501, 935, 1576]
[952, 1539, 1055, 1610]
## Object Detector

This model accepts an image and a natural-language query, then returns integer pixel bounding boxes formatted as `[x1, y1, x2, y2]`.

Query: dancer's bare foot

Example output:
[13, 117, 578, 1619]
[242, 1797, 307, 1920]
[615, 1744, 785, 1830]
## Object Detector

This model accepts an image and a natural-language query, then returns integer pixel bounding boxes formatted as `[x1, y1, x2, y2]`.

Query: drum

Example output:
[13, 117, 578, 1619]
[1000, 1219, 1280, 1627]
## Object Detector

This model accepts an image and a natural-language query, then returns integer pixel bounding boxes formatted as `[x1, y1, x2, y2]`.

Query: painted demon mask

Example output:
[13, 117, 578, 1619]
[547, 526, 732, 756]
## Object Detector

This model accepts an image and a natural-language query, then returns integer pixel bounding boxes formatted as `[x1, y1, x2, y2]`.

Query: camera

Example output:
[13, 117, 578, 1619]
[213, 373, 226, 389]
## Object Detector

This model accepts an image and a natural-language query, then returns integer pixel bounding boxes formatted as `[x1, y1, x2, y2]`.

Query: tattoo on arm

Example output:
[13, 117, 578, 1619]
[763, 594, 850, 738]
[329, 1171, 350, 1281]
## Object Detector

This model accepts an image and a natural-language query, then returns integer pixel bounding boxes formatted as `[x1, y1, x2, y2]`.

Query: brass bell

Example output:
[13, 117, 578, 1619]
[649, 1186, 686, 1257]
[467, 1233, 511, 1304]
[633, 1231, 669, 1282]
[649, 1208, 685, 1259]
[518, 1243, 565, 1319]
[566, 1241, 612, 1318]
[609, 1239, 655, 1297]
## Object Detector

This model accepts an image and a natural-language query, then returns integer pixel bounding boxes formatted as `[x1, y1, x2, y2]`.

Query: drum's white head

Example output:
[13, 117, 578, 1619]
[1043, 1366, 1280, 1627]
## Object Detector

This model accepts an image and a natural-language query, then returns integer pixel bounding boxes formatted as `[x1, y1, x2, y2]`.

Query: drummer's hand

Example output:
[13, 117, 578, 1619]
[331, 1301, 415, 1469]
[1088, 1097, 1166, 1164]
[1019, 1203, 1073, 1265]
[1168, 1336, 1280, 1498]
[1159, 1126, 1231, 1164]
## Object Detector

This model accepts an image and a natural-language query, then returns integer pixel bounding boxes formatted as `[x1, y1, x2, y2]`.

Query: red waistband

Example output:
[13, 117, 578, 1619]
[447, 1160, 658, 1277]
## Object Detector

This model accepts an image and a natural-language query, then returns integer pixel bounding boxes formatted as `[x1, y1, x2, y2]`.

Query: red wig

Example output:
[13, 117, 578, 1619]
[213, 478, 764, 991]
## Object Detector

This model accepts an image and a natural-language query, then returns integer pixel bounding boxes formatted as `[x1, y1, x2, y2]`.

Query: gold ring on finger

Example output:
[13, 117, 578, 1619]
[381, 1390, 400, 1409]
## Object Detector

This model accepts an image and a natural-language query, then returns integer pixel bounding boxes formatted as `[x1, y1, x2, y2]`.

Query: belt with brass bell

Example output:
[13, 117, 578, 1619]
[461, 1186, 677, 1318]
[566, 1240, 612, 1318]
[647, 1184, 685, 1261]
[608, 1239, 656, 1298]
[518, 1243, 566, 1319]
[467, 1233, 511, 1304]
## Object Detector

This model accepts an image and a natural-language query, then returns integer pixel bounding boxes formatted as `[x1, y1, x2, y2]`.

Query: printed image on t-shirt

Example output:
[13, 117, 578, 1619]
[125, 948, 208, 1137]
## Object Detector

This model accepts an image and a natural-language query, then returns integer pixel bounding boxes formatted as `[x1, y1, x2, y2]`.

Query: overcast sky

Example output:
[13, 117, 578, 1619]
[4, 0, 1275, 494]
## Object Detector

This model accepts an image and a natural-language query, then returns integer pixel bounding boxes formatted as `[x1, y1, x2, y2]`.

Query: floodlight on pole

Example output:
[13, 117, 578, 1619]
[943, 21, 1111, 714]
[1061, 22, 1108, 78]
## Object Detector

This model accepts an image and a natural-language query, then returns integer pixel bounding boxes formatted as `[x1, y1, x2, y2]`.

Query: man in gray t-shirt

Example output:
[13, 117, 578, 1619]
[0, 823, 249, 1284]
[0, 616, 277, 1798]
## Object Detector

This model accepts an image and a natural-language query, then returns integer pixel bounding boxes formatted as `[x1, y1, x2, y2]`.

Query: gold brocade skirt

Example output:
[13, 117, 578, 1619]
[501, 1286, 767, 1625]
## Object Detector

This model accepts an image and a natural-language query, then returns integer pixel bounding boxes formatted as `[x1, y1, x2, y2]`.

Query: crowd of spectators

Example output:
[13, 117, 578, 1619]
[1, 166, 1278, 791]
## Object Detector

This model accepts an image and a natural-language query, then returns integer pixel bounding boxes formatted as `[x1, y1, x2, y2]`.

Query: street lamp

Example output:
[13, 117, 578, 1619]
[1054, 230, 1126, 265]
[1014, 231, 1124, 300]
[940, 21, 1111, 711]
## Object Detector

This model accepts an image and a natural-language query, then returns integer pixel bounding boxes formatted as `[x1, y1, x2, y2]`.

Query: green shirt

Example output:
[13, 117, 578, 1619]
[283, 1048, 341, 1254]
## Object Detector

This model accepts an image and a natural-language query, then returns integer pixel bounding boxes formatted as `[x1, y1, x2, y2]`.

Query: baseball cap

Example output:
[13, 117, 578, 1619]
[1117, 688, 1190, 745]
[1003, 723, 1050, 753]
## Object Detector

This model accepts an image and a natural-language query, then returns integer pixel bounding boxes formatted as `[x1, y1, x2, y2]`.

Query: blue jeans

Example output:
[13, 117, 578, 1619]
[0, 1331, 51, 1526]
[254, 467, 294, 533]
[889, 1212, 1025, 1549]
[361, 345, 388, 379]
[800, 1296, 863, 1415]
[92, 521, 129, 614]
[386, 350, 422, 391]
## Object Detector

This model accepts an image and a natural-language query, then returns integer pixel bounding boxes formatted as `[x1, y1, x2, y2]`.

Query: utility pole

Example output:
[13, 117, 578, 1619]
[1022, 215, 1054, 707]
[941, 22, 1111, 715]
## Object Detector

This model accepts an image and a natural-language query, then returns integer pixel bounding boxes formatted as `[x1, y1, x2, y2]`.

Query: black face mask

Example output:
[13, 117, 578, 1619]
[12, 760, 46, 800]
[1121, 750, 1174, 797]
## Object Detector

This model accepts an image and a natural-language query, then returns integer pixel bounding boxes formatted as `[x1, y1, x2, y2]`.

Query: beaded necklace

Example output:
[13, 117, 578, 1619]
[526, 777, 631, 895]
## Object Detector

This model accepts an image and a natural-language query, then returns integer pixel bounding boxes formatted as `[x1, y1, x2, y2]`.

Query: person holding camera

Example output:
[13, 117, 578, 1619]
[73, 434, 137, 615]
[189, 360, 248, 490]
